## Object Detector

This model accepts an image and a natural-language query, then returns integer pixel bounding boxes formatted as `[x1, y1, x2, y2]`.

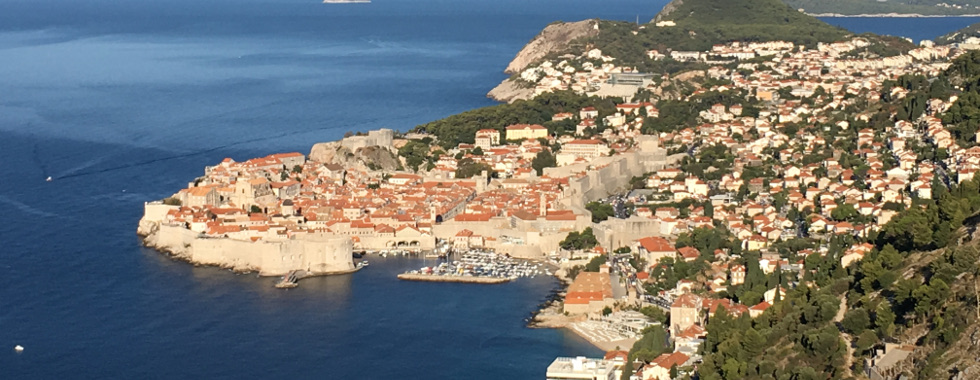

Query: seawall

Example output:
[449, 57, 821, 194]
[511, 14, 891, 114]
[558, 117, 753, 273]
[138, 213, 354, 276]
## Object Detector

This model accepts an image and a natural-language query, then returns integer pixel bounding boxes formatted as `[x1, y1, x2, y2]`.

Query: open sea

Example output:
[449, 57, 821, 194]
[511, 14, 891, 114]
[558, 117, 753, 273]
[0, 0, 975, 378]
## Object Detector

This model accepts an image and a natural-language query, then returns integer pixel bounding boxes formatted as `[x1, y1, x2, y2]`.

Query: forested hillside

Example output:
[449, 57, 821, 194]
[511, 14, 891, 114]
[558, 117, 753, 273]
[785, 0, 980, 16]
[586, 0, 847, 66]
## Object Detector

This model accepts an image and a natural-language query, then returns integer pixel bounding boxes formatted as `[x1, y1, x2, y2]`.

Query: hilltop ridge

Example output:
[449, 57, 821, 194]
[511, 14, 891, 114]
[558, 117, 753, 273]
[647, 0, 847, 50]
[938, 22, 980, 45]
[489, 0, 850, 102]
[784, 0, 980, 16]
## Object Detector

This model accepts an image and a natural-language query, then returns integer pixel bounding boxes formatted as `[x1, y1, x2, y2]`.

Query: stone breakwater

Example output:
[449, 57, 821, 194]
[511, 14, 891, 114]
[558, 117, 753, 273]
[138, 208, 354, 276]
[396, 273, 512, 284]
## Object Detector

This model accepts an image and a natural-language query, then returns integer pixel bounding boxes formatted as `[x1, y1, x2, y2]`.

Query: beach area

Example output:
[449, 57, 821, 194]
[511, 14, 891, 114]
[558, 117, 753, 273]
[531, 302, 640, 352]
[525, 268, 641, 353]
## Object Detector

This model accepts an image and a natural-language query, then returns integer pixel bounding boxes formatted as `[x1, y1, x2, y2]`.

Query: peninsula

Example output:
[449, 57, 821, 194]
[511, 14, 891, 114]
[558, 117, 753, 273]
[140, 0, 980, 377]
[784, 0, 980, 16]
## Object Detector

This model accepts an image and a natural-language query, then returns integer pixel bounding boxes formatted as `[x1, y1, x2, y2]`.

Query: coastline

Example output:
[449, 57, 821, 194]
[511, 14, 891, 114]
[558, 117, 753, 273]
[809, 12, 980, 18]
[529, 297, 637, 352]
[137, 219, 356, 277]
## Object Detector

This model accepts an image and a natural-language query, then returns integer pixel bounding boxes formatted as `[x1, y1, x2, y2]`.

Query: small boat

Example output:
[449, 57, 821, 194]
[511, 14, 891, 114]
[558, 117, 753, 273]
[45, 177, 52, 182]
[14, 345, 24, 352]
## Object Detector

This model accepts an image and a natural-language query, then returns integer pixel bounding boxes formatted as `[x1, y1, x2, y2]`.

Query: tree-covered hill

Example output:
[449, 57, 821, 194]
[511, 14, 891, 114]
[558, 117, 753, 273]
[578, 0, 849, 68]
[938, 21, 980, 45]
[785, 0, 980, 16]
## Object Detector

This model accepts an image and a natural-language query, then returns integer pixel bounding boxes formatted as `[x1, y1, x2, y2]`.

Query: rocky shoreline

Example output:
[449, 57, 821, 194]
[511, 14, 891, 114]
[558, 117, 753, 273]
[525, 271, 576, 329]
[137, 215, 355, 277]
[486, 78, 535, 103]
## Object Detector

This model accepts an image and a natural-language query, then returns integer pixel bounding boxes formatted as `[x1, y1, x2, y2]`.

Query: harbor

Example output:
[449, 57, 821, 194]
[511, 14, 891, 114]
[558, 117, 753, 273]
[397, 249, 553, 284]
[396, 273, 512, 284]
[272, 247, 556, 287]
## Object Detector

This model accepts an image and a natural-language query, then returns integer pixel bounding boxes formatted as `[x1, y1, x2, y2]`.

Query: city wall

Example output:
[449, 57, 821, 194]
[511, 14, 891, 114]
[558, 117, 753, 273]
[341, 129, 394, 151]
[593, 217, 665, 251]
[547, 136, 669, 209]
[139, 212, 354, 276]
[433, 216, 590, 260]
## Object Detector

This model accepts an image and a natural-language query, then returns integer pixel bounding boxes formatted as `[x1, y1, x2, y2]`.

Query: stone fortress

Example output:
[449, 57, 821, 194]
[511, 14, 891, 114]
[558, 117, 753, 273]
[139, 205, 356, 276]
[137, 128, 672, 276]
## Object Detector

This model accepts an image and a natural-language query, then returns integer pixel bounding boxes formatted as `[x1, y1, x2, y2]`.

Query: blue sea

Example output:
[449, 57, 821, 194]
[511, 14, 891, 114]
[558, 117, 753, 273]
[0, 0, 974, 377]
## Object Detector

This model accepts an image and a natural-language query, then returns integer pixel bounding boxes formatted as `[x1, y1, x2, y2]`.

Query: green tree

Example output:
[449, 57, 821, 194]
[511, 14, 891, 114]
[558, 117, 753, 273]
[875, 302, 896, 336]
[639, 306, 668, 324]
[250, 205, 263, 214]
[398, 140, 431, 172]
[455, 158, 492, 179]
[629, 325, 670, 362]
[586, 202, 615, 223]
[841, 308, 870, 335]
[913, 279, 950, 320]
[742, 327, 766, 357]
[585, 254, 608, 272]
[560, 228, 599, 250]
[532, 150, 557, 175]
[855, 330, 879, 355]
[830, 203, 858, 221]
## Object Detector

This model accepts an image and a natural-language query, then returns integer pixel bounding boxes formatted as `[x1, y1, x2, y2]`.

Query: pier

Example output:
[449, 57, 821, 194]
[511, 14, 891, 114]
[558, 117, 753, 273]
[275, 270, 301, 288]
[273, 263, 367, 289]
[397, 273, 512, 284]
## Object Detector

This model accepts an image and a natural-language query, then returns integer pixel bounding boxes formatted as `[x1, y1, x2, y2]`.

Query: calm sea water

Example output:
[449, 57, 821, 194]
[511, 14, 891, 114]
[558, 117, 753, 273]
[0, 0, 972, 377]
[821, 16, 980, 43]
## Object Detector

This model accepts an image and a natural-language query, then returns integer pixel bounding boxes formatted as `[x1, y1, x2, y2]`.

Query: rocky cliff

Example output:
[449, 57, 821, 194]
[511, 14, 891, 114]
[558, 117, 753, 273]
[502, 19, 599, 75]
[308, 143, 401, 171]
[487, 19, 598, 103]
[653, 0, 684, 23]
[486, 78, 535, 103]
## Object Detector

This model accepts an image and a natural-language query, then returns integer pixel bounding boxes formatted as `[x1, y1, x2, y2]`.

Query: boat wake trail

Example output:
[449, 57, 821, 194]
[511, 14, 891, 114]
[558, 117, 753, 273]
[55, 116, 390, 180]
[54, 155, 110, 179]
[0, 194, 59, 218]
[31, 133, 50, 181]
